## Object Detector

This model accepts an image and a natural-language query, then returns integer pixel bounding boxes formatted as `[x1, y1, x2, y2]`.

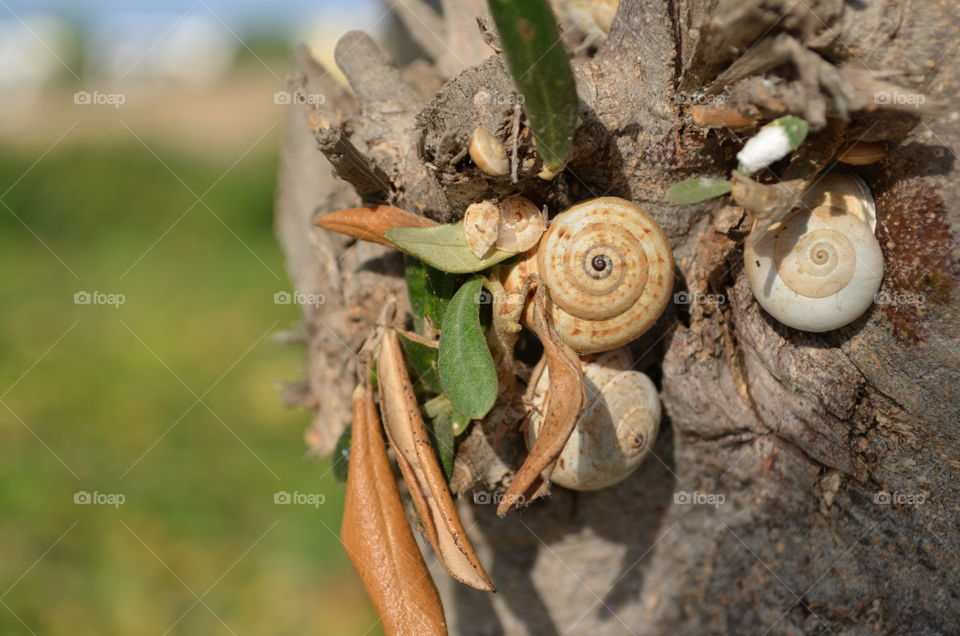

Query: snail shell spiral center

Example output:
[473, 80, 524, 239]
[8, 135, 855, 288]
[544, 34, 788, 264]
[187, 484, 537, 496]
[775, 227, 856, 298]
[546, 222, 648, 321]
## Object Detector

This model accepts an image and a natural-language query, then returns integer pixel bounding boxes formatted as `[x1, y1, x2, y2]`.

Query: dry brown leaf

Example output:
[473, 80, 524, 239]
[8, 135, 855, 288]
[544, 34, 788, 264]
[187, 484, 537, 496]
[378, 329, 496, 592]
[340, 381, 448, 636]
[497, 286, 585, 517]
[315, 205, 437, 247]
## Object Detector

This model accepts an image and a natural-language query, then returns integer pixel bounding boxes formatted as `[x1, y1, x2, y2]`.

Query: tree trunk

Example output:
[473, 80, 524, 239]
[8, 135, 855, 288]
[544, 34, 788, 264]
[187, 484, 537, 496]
[275, 1, 960, 633]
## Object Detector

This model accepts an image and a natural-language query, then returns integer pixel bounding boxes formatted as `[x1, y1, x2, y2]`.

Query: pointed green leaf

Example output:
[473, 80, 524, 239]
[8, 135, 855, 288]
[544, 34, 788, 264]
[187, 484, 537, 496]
[386, 223, 516, 273]
[450, 409, 472, 436]
[404, 258, 457, 333]
[422, 395, 457, 480]
[397, 331, 442, 394]
[424, 394, 473, 437]
[666, 177, 732, 205]
[438, 278, 498, 419]
[488, 0, 578, 174]
[772, 115, 809, 149]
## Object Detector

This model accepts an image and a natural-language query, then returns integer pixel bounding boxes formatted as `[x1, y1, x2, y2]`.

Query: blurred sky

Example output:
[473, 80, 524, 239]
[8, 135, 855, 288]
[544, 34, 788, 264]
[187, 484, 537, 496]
[0, 0, 386, 86]
[3, 0, 358, 28]
[0, 0, 391, 147]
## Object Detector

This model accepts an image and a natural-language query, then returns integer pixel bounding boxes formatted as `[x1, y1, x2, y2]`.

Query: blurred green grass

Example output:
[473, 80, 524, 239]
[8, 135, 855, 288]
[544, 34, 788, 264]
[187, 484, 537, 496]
[0, 142, 380, 634]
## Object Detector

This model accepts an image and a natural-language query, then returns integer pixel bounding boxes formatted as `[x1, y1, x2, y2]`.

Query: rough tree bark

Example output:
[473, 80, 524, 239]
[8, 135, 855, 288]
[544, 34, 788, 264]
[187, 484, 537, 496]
[275, 1, 960, 633]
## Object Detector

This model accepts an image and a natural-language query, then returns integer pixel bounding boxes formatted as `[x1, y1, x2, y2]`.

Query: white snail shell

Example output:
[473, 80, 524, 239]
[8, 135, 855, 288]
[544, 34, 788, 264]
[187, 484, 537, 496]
[464, 200, 500, 258]
[745, 174, 883, 332]
[525, 347, 661, 491]
[535, 197, 674, 354]
[496, 195, 546, 253]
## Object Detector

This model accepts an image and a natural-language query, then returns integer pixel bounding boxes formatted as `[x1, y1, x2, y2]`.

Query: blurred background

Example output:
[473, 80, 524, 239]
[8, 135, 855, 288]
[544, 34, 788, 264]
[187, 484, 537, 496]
[0, 1, 413, 633]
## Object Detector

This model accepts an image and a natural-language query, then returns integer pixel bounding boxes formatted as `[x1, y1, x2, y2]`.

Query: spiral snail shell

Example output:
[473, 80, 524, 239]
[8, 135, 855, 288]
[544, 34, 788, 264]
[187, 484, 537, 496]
[744, 174, 883, 332]
[517, 197, 674, 354]
[525, 346, 661, 491]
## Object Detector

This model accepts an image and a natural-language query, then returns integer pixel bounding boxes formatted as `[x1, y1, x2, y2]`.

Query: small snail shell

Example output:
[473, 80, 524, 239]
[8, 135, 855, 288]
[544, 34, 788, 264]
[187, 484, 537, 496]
[536, 197, 674, 354]
[464, 201, 500, 258]
[496, 195, 546, 253]
[745, 174, 883, 332]
[468, 128, 509, 177]
[525, 347, 661, 491]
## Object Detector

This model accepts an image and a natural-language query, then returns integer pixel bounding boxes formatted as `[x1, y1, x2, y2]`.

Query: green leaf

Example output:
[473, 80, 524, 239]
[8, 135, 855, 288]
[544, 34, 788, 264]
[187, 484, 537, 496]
[438, 278, 498, 419]
[332, 424, 351, 482]
[397, 331, 442, 394]
[404, 257, 457, 332]
[423, 394, 473, 437]
[666, 177, 732, 205]
[386, 223, 516, 274]
[422, 395, 471, 479]
[772, 115, 809, 149]
[424, 404, 455, 481]
[488, 0, 578, 174]
[450, 409, 472, 436]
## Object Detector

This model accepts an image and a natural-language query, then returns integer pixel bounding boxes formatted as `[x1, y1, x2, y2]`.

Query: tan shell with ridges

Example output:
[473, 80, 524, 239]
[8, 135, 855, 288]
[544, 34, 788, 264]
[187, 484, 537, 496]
[496, 195, 546, 253]
[536, 197, 674, 353]
[525, 347, 661, 491]
[463, 201, 500, 259]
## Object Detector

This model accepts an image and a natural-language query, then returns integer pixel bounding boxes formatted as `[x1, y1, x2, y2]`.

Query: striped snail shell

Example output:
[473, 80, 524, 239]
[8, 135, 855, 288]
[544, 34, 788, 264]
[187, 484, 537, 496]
[534, 197, 674, 354]
[525, 346, 661, 491]
[744, 174, 883, 332]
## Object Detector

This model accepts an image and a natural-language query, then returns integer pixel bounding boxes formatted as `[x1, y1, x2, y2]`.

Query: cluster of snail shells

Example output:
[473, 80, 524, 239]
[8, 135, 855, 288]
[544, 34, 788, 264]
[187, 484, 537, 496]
[464, 195, 546, 258]
[525, 346, 660, 491]
[497, 196, 672, 490]
[744, 174, 883, 332]
[503, 197, 675, 354]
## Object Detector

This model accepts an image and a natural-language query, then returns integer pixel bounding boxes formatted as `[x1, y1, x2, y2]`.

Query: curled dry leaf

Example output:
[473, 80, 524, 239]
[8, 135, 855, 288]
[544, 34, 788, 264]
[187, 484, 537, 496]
[315, 205, 437, 247]
[496, 195, 546, 253]
[497, 286, 585, 517]
[340, 381, 448, 636]
[836, 141, 886, 165]
[378, 329, 496, 592]
[689, 104, 757, 129]
[730, 171, 806, 223]
[463, 201, 500, 259]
